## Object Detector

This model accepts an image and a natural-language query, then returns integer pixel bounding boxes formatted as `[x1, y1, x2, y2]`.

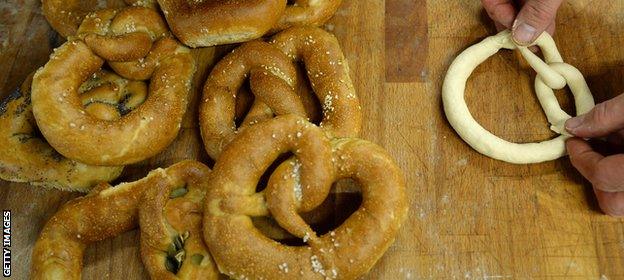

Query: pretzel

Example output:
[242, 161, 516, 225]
[79, 69, 148, 120]
[271, 27, 362, 139]
[31, 7, 196, 166]
[0, 73, 122, 192]
[199, 40, 308, 159]
[203, 115, 408, 280]
[156, 0, 286, 47]
[272, 0, 342, 32]
[41, 0, 125, 37]
[442, 30, 595, 164]
[31, 160, 209, 279]
[139, 162, 218, 279]
[200, 27, 361, 160]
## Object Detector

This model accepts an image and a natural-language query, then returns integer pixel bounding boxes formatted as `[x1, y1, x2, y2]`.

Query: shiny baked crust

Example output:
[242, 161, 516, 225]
[0, 73, 122, 192]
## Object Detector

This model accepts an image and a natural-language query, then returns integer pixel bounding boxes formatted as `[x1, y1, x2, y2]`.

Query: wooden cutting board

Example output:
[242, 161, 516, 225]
[1, 0, 623, 279]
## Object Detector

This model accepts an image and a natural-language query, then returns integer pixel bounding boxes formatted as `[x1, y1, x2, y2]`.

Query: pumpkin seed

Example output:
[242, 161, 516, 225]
[190, 254, 204, 265]
[174, 250, 186, 268]
[166, 243, 177, 256]
[174, 235, 184, 251]
[169, 187, 188, 198]
[181, 231, 190, 241]
[165, 255, 179, 274]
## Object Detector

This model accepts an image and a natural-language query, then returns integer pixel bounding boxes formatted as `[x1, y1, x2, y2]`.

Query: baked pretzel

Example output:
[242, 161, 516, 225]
[272, 0, 342, 32]
[203, 115, 407, 280]
[271, 26, 362, 139]
[79, 70, 148, 120]
[41, 0, 125, 37]
[200, 27, 361, 159]
[31, 160, 209, 279]
[76, 7, 170, 62]
[200, 40, 308, 159]
[139, 162, 218, 279]
[156, 0, 286, 47]
[31, 7, 195, 166]
[0, 73, 122, 192]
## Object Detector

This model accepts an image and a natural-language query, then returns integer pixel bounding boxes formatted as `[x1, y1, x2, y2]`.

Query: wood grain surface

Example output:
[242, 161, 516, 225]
[1, 0, 624, 279]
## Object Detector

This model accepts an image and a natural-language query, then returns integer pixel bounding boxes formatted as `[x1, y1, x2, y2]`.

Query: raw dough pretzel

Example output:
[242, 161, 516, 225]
[442, 30, 595, 164]
[156, 0, 286, 47]
[272, 0, 342, 32]
[139, 162, 218, 279]
[0, 73, 122, 192]
[31, 7, 195, 166]
[203, 114, 407, 280]
[31, 160, 209, 279]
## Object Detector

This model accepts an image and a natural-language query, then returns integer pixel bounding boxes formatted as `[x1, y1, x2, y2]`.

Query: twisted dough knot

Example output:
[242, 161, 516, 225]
[31, 161, 210, 280]
[41, 0, 155, 38]
[140, 164, 218, 279]
[203, 115, 407, 280]
[32, 6, 196, 166]
[79, 70, 148, 120]
[200, 26, 361, 160]
[442, 30, 596, 164]
[0, 73, 122, 192]
[76, 7, 170, 62]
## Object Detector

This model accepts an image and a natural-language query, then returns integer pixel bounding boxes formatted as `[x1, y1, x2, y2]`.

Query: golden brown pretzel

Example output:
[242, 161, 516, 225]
[0, 73, 122, 192]
[79, 70, 148, 120]
[200, 40, 308, 159]
[31, 7, 196, 166]
[203, 115, 408, 279]
[41, 0, 126, 37]
[272, 0, 342, 32]
[271, 26, 362, 138]
[76, 7, 170, 62]
[156, 0, 286, 47]
[200, 27, 361, 160]
[139, 162, 218, 279]
[31, 160, 209, 279]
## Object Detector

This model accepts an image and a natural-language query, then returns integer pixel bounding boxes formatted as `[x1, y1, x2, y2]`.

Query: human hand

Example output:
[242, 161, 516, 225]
[565, 93, 624, 217]
[481, 0, 564, 45]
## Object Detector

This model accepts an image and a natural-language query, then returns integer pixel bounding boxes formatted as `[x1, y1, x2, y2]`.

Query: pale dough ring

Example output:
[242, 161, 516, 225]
[442, 31, 595, 164]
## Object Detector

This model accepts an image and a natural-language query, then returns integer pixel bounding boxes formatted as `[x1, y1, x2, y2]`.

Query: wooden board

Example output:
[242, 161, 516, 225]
[1, 0, 624, 279]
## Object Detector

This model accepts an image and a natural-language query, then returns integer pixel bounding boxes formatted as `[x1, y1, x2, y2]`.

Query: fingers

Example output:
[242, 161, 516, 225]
[594, 189, 624, 217]
[567, 138, 624, 192]
[481, 0, 517, 29]
[566, 93, 624, 138]
[512, 0, 564, 45]
[566, 137, 604, 182]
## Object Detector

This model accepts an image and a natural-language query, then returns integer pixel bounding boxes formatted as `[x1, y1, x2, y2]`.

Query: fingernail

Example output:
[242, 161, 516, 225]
[512, 20, 538, 45]
[565, 114, 586, 133]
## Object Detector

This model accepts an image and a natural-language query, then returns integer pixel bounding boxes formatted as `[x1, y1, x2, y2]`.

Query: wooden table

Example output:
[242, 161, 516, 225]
[1, 0, 623, 279]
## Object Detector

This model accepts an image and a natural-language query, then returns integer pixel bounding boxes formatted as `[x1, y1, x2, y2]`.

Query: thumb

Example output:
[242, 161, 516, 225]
[512, 0, 563, 45]
[566, 93, 624, 138]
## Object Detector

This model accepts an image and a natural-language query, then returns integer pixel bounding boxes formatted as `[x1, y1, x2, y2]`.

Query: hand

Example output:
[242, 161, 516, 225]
[565, 93, 624, 217]
[481, 0, 564, 45]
